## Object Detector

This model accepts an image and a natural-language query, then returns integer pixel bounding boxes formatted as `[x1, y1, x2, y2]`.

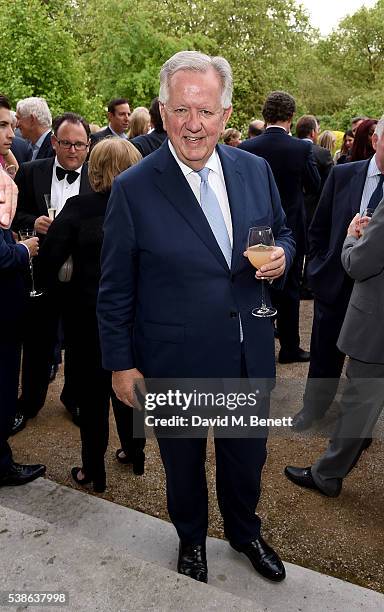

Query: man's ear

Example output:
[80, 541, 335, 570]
[223, 106, 232, 129]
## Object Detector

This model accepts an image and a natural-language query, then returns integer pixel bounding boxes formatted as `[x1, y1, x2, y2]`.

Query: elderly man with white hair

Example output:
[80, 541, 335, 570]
[16, 96, 54, 160]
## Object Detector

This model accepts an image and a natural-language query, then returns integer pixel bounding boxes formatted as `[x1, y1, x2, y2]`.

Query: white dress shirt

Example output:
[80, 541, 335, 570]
[360, 155, 384, 215]
[51, 158, 83, 214]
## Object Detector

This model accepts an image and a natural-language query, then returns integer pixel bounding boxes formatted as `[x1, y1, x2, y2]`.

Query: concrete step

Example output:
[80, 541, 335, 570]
[1, 478, 384, 611]
[0, 505, 257, 611]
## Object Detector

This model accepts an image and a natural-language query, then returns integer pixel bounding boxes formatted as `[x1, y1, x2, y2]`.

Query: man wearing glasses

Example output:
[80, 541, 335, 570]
[11, 113, 92, 434]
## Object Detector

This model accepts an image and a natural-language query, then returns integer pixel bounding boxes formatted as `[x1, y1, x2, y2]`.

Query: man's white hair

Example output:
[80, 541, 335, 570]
[159, 51, 233, 109]
[16, 97, 52, 128]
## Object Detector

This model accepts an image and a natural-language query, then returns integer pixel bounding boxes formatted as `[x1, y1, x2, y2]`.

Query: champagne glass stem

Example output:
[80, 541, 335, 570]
[261, 279, 267, 310]
[29, 258, 36, 294]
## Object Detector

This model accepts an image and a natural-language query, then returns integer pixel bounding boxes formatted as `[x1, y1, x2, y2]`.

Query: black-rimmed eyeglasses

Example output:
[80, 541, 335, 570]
[56, 139, 89, 151]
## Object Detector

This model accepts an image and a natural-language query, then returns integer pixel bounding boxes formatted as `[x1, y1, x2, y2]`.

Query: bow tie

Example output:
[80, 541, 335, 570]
[56, 166, 80, 184]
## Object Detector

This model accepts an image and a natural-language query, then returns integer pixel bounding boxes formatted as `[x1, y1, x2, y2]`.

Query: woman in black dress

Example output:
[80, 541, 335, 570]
[39, 137, 144, 492]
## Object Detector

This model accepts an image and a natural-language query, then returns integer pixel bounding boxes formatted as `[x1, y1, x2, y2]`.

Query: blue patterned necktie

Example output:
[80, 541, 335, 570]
[197, 167, 232, 267]
[368, 174, 384, 212]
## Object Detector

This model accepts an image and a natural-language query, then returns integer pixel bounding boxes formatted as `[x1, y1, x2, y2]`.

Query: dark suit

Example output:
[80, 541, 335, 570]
[303, 160, 370, 418]
[11, 158, 92, 417]
[10, 136, 33, 165]
[97, 141, 295, 544]
[305, 143, 333, 225]
[0, 230, 28, 473]
[130, 129, 167, 157]
[311, 199, 384, 496]
[35, 131, 55, 160]
[239, 128, 320, 355]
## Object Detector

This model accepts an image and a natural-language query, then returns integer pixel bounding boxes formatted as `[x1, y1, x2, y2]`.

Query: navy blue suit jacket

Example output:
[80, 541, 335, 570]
[307, 159, 370, 305]
[35, 132, 55, 160]
[0, 229, 29, 341]
[97, 142, 295, 380]
[239, 128, 320, 252]
[10, 136, 33, 165]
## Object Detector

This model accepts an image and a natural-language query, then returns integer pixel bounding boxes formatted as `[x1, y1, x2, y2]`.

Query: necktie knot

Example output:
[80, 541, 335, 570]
[367, 173, 384, 212]
[197, 167, 210, 183]
[56, 166, 80, 184]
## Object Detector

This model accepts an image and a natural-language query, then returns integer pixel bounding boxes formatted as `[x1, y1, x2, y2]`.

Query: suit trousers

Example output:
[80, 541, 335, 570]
[0, 341, 21, 473]
[271, 252, 301, 354]
[73, 315, 145, 481]
[311, 358, 384, 496]
[302, 296, 349, 418]
[156, 349, 268, 546]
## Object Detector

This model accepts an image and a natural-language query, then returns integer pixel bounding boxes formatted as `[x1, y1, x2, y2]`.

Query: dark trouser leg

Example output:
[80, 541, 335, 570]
[0, 342, 21, 473]
[19, 294, 58, 417]
[156, 436, 209, 544]
[302, 298, 348, 419]
[271, 253, 301, 354]
[112, 394, 146, 455]
[214, 435, 267, 545]
[311, 358, 384, 496]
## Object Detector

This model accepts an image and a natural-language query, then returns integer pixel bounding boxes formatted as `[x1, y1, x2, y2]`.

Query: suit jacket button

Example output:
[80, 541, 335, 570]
[230, 311, 238, 318]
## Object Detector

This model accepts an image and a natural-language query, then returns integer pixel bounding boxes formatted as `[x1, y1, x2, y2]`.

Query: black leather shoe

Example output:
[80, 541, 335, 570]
[49, 363, 59, 383]
[278, 348, 310, 364]
[231, 537, 285, 582]
[292, 408, 318, 431]
[0, 462, 46, 487]
[284, 465, 339, 497]
[115, 449, 145, 475]
[10, 412, 29, 436]
[177, 542, 208, 583]
[71, 467, 106, 493]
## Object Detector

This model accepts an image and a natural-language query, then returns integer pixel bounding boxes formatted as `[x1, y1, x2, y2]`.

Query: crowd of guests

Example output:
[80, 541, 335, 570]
[0, 49, 383, 584]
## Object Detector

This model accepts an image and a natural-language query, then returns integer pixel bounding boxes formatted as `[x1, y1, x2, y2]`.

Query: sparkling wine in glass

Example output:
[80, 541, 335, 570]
[247, 226, 277, 318]
[19, 228, 43, 298]
[44, 193, 57, 220]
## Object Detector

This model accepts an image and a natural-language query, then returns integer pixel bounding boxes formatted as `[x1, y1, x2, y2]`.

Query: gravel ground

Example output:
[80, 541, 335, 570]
[11, 301, 384, 593]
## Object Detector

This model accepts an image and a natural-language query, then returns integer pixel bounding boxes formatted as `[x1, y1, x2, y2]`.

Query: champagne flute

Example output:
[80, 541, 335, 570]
[247, 226, 277, 318]
[44, 193, 57, 220]
[18, 228, 43, 298]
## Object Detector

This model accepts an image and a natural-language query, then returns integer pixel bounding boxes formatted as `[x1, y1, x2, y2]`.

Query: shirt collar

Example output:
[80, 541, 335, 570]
[368, 155, 382, 178]
[54, 157, 83, 175]
[34, 129, 51, 149]
[108, 124, 128, 139]
[168, 140, 221, 177]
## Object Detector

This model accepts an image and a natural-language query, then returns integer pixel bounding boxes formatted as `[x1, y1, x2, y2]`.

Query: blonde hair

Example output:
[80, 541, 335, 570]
[128, 107, 151, 138]
[318, 130, 336, 153]
[88, 137, 142, 193]
[223, 127, 241, 144]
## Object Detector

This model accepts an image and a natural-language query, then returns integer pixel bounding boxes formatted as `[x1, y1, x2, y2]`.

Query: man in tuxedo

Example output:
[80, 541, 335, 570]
[98, 51, 295, 583]
[292, 116, 384, 431]
[15, 97, 54, 160]
[286, 200, 384, 497]
[130, 97, 167, 157]
[90, 98, 131, 148]
[239, 92, 320, 363]
[0, 94, 45, 487]
[12, 112, 92, 433]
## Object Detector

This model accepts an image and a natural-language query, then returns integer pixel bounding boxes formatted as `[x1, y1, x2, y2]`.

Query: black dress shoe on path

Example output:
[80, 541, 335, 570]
[278, 348, 310, 364]
[0, 462, 46, 487]
[115, 449, 145, 475]
[284, 466, 339, 497]
[177, 542, 208, 583]
[231, 536, 285, 582]
[71, 467, 106, 493]
[10, 412, 29, 436]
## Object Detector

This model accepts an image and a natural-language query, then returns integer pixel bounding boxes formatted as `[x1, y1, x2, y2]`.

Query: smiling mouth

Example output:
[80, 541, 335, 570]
[184, 136, 204, 142]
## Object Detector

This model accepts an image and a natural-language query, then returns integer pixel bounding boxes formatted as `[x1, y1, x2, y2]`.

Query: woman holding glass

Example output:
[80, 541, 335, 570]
[39, 138, 144, 492]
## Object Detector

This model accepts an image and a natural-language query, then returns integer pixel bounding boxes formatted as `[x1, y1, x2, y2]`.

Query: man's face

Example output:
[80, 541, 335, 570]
[372, 131, 384, 171]
[0, 108, 14, 156]
[52, 120, 89, 170]
[160, 68, 232, 171]
[16, 111, 34, 141]
[108, 103, 131, 134]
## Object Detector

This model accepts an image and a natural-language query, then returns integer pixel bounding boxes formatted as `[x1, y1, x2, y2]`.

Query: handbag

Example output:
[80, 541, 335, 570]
[58, 255, 73, 283]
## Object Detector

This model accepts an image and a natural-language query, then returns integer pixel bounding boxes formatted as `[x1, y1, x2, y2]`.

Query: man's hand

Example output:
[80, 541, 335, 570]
[22, 237, 39, 258]
[0, 167, 18, 229]
[112, 368, 145, 409]
[34, 215, 52, 235]
[244, 246, 286, 279]
[347, 213, 363, 238]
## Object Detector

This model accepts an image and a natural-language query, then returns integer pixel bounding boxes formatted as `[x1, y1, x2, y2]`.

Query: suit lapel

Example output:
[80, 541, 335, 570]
[80, 163, 91, 194]
[153, 144, 229, 271]
[350, 160, 370, 215]
[34, 158, 55, 215]
[217, 145, 246, 273]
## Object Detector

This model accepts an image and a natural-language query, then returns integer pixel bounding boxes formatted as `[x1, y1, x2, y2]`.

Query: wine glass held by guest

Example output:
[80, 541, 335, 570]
[38, 137, 144, 493]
